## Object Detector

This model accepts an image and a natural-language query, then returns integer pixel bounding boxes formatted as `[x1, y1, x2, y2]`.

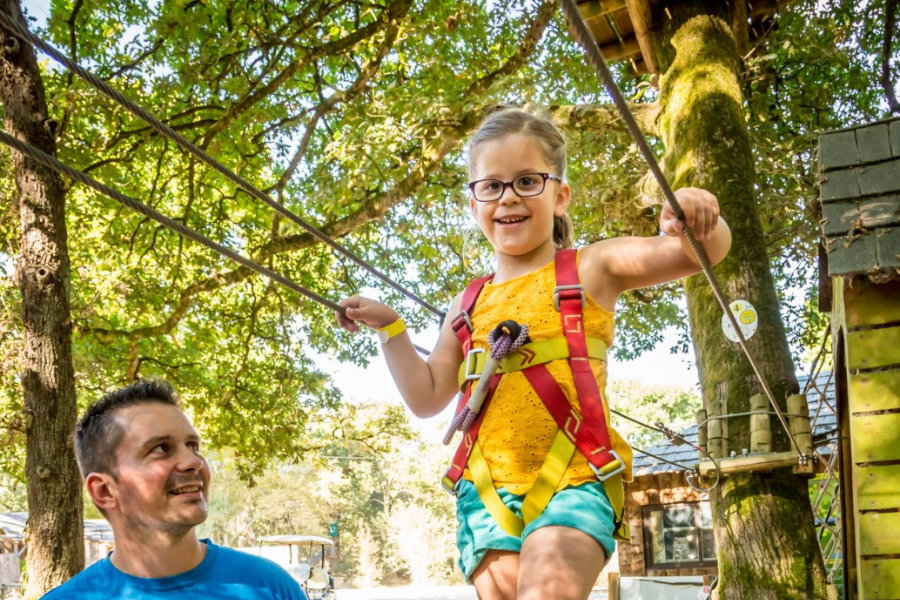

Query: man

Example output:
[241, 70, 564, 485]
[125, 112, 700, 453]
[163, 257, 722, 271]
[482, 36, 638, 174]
[43, 380, 308, 599]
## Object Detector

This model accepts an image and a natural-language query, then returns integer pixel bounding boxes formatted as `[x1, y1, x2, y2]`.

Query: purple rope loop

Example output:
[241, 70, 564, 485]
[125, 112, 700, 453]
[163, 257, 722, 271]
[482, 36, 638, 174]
[488, 323, 529, 360]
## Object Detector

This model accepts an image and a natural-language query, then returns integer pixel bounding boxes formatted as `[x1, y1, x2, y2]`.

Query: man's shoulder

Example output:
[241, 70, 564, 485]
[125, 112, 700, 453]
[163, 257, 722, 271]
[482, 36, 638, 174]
[214, 545, 291, 572]
[208, 544, 308, 598]
[41, 560, 111, 599]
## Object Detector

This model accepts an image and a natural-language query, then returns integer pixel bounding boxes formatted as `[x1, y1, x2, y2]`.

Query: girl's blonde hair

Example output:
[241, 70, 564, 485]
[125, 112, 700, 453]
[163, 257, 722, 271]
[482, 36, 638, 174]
[467, 109, 574, 250]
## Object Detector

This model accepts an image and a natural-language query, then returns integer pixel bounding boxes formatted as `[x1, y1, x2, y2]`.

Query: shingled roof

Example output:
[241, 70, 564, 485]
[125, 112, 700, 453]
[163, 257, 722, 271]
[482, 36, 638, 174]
[818, 116, 900, 282]
[630, 371, 836, 476]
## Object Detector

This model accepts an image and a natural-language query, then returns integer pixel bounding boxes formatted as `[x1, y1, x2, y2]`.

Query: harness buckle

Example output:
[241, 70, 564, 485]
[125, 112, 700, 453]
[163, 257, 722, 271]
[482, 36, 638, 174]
[553, 285, 585, 312]
[591, 450, 626, 482]
[464, 348, 485, 381]
[451, 310, 474, 334]
[441, 475, 460, 496]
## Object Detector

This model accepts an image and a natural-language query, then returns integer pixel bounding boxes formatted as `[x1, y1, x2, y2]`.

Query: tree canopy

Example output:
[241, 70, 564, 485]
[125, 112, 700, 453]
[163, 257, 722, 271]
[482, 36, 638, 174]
[0, 0, 895, 482]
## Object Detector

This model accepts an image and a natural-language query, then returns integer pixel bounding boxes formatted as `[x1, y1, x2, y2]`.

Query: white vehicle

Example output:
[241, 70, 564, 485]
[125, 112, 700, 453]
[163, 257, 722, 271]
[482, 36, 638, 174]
[257, 534, 336, 600]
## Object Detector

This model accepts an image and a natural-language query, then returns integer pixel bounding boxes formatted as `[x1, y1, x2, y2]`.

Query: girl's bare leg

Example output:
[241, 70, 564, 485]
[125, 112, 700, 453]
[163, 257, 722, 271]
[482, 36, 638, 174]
[472, 550, 519, 600]
[517, 526, 606, 600]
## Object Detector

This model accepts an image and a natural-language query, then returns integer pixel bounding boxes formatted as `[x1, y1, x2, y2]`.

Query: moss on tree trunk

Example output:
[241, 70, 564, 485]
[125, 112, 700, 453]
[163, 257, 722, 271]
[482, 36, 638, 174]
[655, 3, 828, 598]
[0, 1, 84, 597]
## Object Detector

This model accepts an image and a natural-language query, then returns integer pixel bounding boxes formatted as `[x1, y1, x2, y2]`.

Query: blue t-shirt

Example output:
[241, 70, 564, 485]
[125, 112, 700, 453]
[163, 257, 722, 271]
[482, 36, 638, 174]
[42, 539, 309, 599]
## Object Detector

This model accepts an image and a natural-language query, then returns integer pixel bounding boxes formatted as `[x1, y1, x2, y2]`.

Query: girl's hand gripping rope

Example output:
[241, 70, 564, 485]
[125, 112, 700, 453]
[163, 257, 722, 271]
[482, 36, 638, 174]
[442, 320, 530, 445]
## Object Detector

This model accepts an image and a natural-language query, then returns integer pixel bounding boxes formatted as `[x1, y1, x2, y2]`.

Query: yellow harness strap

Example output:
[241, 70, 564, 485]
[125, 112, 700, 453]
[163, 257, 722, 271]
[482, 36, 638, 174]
[469, 431, 629, 540]
[458, 337, 609, 389]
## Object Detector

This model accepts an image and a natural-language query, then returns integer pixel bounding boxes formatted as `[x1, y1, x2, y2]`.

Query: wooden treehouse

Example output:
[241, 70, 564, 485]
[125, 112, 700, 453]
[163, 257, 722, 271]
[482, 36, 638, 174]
[615, 372, 838, 580]
[575, 0, 797, 79]
[818, 115, 900, 600]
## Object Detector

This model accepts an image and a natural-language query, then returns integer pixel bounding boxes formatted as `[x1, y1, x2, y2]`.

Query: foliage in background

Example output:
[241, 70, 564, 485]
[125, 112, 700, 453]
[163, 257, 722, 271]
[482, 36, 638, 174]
[0, 0, 895, 483]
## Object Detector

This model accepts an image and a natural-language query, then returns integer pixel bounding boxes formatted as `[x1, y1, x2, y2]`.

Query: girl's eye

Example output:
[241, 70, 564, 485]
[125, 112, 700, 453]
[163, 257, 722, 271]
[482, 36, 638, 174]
[482, 181, 502, 192]
[517, 175, 539, 188]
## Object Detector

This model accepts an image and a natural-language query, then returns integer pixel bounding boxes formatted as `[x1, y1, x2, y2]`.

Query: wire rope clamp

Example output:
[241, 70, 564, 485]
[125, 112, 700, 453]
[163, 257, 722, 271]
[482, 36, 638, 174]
[553, 284, 585, 312]
[590, 450, 625, 482]
[464, 348, 485, 381]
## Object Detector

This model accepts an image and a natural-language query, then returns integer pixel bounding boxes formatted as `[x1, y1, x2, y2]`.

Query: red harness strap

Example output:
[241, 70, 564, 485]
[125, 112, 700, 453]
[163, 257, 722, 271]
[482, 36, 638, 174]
[443, 274, 495, 492]
[529, 248, 623, 478]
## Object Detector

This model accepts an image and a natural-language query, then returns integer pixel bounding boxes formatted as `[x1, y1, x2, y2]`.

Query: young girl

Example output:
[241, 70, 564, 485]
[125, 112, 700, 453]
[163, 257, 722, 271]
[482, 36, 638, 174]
[337, 109, 731, 600]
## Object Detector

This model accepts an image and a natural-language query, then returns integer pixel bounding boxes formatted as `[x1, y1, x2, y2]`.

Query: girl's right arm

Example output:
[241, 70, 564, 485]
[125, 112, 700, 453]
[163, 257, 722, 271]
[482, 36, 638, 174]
[336, 294, 465, 418]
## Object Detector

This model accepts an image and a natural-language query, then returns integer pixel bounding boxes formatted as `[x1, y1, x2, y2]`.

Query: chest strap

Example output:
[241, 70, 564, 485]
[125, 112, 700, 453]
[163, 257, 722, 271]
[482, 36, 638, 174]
[458, 336, 608, 388]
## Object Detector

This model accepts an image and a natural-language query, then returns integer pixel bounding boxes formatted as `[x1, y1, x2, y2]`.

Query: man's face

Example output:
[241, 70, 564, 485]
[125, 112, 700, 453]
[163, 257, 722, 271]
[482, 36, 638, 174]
[104, 403, 211, 538]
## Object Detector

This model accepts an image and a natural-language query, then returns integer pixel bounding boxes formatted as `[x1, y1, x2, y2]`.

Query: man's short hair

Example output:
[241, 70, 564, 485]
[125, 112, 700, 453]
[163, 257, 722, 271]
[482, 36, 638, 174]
[75, 379, 180, 479]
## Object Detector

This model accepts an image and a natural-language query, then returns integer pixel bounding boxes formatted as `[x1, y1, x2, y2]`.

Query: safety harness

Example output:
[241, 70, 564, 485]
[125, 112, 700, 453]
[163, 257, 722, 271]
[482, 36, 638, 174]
[441, 249, 629, 540]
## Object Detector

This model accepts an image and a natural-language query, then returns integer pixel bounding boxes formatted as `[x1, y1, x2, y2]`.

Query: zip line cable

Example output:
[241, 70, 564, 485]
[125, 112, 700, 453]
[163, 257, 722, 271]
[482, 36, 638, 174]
[0, 129, 433, 356]
[0, 9, 442, 318]
[556, 0, 803, 460]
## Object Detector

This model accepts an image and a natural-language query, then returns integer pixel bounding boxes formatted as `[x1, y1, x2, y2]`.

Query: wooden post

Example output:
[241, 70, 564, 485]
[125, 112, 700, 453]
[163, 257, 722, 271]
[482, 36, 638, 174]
[697, 409, 708, 455]
[788, 394, 814, 476]
[707, 400, 727, 459]
[787, 394, 813, 457]
[749, 394, 772, 453]
[609, 571, 620, 600]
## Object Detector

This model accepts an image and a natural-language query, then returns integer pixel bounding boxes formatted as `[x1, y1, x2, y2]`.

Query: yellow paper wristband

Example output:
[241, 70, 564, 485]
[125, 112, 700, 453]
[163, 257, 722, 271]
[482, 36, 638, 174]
[377, 318, 406, 344]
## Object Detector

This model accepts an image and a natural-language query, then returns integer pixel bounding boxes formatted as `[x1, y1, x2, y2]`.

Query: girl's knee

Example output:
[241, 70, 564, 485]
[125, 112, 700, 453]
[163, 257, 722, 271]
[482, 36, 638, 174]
[472, 550, 519, 600]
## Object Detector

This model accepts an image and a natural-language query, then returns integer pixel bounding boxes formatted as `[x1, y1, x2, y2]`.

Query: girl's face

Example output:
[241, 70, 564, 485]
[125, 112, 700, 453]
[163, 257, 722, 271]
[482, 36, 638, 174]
[469, 133, 570, 261]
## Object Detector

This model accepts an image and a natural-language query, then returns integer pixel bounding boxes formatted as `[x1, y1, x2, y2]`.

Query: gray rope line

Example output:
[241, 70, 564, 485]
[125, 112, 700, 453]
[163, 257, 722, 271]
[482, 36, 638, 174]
[557, 0, 802, 457]
[0, 9, 442, 317]
[632, 446, 697, 472]
[0, 129, 433, 356]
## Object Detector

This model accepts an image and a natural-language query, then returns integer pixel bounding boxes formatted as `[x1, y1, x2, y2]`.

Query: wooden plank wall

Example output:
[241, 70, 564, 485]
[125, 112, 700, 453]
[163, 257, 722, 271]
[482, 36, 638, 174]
[621, 472, 717, 577]
[841, 279, 900, 600]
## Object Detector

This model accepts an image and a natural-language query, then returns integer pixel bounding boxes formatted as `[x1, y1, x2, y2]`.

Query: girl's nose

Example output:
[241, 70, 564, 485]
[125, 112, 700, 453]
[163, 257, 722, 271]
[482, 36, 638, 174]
[497, 185, 521, 204]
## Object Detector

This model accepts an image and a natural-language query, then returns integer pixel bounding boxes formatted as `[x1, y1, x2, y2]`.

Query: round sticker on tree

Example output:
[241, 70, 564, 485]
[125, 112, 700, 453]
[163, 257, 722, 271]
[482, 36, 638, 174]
[722, 300, 758, 343]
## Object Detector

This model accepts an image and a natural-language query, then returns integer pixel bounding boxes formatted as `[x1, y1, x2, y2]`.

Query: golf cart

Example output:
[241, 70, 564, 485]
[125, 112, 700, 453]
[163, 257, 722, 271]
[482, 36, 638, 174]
[257, 535, 336, 600]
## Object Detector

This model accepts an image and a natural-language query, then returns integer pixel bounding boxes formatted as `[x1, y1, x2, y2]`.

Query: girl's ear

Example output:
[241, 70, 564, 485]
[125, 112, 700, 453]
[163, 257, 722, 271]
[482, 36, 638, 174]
[86, 472, 118, 512]
[469, 195, 478, 215]
[554, 181, 572, 216]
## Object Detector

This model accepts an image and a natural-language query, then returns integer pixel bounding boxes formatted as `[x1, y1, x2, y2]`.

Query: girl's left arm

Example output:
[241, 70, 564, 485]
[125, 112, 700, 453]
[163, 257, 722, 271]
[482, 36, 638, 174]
[580, 187, 732, 307]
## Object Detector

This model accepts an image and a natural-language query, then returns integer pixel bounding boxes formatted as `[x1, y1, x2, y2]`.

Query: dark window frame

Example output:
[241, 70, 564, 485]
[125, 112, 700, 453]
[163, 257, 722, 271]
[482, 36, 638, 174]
[641, 501, 718, 571]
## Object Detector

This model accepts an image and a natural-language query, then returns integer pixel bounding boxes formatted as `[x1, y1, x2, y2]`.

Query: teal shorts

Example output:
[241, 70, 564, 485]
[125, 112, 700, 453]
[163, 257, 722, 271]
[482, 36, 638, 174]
[454, 479, 617, 582]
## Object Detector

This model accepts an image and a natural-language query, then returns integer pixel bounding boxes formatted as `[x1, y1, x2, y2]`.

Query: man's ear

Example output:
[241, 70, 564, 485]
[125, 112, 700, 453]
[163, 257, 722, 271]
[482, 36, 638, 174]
[554, 181, 572, 216]
[86, 472, 117, 513]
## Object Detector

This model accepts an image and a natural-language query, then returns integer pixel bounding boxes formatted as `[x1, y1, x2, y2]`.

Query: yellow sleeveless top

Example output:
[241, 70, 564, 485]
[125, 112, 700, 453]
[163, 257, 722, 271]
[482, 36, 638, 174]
[462, 254, 633, 494]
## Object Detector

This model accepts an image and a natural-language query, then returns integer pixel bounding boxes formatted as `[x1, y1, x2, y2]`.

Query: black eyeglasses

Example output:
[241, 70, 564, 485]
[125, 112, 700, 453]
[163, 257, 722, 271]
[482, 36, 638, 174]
[468, 172, 562, 202]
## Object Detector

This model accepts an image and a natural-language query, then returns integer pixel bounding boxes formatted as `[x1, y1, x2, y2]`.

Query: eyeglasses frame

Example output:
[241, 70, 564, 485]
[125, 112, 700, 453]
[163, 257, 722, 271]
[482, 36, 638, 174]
[467, 172, 563, 203]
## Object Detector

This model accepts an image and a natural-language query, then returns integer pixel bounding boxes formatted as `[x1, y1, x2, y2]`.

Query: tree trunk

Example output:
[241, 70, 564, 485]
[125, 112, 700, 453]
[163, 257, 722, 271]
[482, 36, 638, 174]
[0, 1, 84, 596]
[654, 3, 828, 598]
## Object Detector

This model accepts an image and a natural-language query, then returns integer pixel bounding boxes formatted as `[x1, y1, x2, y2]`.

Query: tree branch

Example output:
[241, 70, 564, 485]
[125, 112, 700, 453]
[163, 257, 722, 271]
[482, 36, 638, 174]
[881, 0, 900, 114]
[79, 0, 556, 346]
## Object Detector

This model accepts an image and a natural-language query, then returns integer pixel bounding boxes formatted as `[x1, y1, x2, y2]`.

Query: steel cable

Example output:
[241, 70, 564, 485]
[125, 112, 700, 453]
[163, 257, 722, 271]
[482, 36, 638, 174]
[0, 129, 432, 355]
[556, 0, 803, 458]
[0, 9, 442, 317]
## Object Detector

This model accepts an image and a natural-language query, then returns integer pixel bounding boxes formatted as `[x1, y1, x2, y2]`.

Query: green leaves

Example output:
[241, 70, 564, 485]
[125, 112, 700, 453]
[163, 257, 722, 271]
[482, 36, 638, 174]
[1, 0, 895, 480]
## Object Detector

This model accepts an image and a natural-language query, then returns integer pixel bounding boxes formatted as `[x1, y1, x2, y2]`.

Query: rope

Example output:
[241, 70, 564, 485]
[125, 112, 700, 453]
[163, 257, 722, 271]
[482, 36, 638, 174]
[0, 9, 442, 318]
[0, 129, 433, 356]
[612, 409, 720, 491]
[557, 0, 803, 458]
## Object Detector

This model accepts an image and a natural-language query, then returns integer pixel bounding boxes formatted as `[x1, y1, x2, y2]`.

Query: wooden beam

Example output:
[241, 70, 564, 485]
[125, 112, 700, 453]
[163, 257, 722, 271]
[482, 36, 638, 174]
[623, 0, 659, 74]
[598, 36, 641, 62]
[698, 450, 803, 476]
[748, 0, 799, 20]
[578, 0, 627, 20]
[733, 0, 750, 57]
